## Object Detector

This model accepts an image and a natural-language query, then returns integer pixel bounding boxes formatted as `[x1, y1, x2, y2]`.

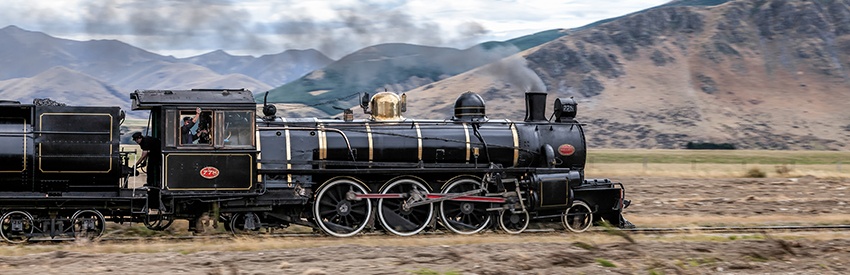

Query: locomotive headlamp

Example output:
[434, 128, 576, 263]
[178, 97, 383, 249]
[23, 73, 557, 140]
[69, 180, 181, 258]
[553, 97, 577, 122]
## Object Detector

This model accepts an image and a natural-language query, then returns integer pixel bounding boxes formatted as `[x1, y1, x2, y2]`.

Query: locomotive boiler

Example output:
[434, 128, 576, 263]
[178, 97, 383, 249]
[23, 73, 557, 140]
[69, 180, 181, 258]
[253, 90, 631, 237]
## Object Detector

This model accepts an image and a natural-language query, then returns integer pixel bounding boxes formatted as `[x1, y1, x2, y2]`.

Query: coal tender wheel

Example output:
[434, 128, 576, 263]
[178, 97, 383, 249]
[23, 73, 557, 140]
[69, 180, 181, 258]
[439, 177, 491, 234]
[71, 210, 106, 241]
[563, 200, 593, 233]
[229, 212, 262, 235]
[313, 178, 372, 237]
[378, 178, 434, 236]
[498, 210, 529, 234]
[0, 211, 34, 244]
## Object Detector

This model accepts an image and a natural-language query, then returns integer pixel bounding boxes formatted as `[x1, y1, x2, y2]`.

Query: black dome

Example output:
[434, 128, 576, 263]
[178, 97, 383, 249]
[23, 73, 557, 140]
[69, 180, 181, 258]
[452, 92, 487, 122]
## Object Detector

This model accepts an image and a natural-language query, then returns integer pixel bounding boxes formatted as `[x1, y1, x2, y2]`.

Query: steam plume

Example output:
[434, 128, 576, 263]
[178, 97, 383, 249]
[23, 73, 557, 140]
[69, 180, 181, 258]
[483, 55, 547, 92]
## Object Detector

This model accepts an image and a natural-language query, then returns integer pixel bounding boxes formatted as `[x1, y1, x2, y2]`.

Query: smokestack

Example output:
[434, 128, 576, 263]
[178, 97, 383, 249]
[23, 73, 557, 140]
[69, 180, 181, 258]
[524, 92, 547, 122]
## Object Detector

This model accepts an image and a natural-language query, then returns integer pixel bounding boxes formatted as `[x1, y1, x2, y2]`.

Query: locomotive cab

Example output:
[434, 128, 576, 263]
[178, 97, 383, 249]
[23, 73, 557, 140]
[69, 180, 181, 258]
[130, 89, 258, 192]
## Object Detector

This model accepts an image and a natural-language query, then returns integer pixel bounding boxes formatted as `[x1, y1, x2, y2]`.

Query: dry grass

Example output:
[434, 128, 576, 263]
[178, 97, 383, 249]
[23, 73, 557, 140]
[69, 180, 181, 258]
[588, 149, 850, 163]
[5, 230, 849, 257]
[586, 163, 850, 178]
[0, 234, 607, 256]
[628, 214, 850, 228]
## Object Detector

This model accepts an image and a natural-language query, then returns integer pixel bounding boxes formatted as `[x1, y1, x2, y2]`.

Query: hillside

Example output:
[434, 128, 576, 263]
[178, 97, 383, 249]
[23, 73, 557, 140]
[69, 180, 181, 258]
[179, 49, 333, 87]
[404, 0, 850, 150]
[0, 25, 323, 110]
[0, 66, 130, 111]
[258, 29, 571, 114]
[259, 43, 522, 113]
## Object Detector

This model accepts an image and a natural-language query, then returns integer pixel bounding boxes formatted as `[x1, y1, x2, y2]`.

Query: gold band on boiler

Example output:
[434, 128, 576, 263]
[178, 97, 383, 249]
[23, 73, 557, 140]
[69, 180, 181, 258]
[510, 121, 519, 167]
[283, 118, 292, 183]
[414, 122, 422, 161]
[318, 124, 327, 160]
[462, 123, 470, 163]
[366, 123, 374, 162]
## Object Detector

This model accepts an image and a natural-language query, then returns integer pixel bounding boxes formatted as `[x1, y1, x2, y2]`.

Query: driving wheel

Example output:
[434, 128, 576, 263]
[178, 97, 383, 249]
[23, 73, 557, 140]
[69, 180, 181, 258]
[313, 178, 372, 237]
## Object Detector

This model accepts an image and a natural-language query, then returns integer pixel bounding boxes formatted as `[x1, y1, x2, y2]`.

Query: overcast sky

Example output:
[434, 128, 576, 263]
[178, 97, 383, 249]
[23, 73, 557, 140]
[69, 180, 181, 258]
[0, 0, 670, 59]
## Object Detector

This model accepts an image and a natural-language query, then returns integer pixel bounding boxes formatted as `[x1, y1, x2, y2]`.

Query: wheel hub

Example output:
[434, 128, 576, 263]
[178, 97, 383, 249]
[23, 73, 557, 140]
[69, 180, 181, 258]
[460, 202, 474, 214]
[337, 201, 352, 216]
[509, 214, 521, 223]
[398, 203, 413, 215]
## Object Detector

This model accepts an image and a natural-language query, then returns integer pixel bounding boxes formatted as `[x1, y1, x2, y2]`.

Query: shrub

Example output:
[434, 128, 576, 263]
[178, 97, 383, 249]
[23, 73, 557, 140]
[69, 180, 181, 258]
[775, 165, 792, 175]
[744, 167, 766, 178]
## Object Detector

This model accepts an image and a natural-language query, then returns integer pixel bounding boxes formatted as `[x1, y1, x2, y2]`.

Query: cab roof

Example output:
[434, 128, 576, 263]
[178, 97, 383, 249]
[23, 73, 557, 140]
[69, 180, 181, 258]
[131, 89, 256, 110]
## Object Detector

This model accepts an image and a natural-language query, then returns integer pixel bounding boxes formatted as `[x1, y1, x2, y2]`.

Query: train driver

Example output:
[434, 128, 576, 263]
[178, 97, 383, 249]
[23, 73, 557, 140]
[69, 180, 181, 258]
[180, 107, 201, 145]
[132, 132, 162, 187]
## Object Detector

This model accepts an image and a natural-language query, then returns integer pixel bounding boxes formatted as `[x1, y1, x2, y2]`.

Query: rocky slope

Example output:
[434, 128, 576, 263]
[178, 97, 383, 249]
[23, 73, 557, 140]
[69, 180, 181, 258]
[405, 0, 850, 150]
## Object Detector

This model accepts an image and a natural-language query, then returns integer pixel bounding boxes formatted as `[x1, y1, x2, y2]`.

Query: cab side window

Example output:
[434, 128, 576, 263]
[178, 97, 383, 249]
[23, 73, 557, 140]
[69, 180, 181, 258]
[215, 111, 254, 147]
[178, 109, 213, 146]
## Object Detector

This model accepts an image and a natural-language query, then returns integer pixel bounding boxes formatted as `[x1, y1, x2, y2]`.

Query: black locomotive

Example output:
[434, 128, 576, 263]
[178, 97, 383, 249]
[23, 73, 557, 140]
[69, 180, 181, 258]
[0, 89, 631, 242]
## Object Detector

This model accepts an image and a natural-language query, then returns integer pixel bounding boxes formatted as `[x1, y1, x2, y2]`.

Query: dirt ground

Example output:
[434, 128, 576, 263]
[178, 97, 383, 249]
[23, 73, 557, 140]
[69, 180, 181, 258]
[1, 176, 849, 275]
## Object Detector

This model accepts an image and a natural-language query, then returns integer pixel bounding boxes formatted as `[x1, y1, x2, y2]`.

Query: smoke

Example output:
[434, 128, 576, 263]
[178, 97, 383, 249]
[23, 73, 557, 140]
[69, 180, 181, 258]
[482, 55, 547, 92]
[13, 0, 489, 59]
[79, 0, 272, 55]
[272, 1, 477, 59]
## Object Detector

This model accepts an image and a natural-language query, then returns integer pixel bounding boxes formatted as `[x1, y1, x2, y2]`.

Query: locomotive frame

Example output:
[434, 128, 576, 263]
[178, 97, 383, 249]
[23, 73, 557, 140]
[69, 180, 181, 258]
[0, 89, 632, 243]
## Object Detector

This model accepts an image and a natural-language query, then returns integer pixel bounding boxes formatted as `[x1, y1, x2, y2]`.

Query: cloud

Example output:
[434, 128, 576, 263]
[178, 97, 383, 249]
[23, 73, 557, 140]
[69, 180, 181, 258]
[270, 1, 485, 58]
[77, 0, 272, 52]
[0, 0, 669, 58]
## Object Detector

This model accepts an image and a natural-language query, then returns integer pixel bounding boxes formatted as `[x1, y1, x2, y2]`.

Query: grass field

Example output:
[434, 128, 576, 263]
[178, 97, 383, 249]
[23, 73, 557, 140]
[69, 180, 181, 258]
[586, 149, 850, 178]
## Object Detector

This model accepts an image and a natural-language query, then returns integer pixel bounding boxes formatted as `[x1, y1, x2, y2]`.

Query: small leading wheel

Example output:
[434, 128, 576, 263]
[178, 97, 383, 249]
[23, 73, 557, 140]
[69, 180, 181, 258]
[0, 211, 34, 243]
[563, 200, 593, 233]
[498, 210, 529, 234]
[229, 212, 262, 235]
[313, 178, 372, 237]
[378, 178, 434, 236]
[71, 210, 106, 241]
[439, 177, 491, 234]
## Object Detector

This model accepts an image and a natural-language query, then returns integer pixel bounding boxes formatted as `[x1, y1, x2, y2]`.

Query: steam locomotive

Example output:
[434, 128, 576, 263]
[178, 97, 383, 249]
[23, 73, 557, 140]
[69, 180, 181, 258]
[0, 89, 631, 242]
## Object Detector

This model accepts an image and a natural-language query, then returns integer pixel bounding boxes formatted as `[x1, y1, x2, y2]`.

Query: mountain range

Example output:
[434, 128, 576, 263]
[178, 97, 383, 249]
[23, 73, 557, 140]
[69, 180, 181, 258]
[404, 0, 850, 150]
[0, 25, 331, 116]
[1, 0, 848, 150]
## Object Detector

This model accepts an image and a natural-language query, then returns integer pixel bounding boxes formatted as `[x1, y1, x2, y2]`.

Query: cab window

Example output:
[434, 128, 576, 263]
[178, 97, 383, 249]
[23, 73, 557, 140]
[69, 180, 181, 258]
[215, 111, 254, 147]
[178, 109, 213, 146]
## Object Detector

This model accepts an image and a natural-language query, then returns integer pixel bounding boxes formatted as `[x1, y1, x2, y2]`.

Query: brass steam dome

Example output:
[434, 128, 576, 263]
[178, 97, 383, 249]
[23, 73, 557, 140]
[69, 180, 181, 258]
[369, 92, 405, 121]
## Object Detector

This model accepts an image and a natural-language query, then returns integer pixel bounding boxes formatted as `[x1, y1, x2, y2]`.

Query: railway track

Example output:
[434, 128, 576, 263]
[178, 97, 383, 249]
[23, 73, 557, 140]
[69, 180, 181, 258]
[19, 224, 850, 244]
